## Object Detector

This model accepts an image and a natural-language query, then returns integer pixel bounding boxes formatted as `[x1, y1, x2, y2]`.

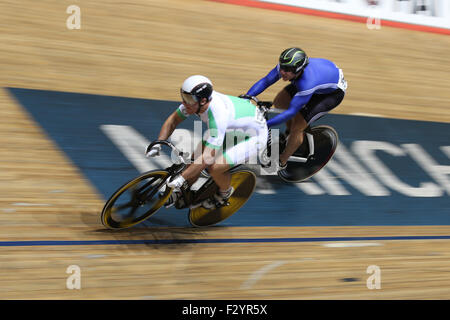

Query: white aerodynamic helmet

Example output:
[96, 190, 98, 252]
[180, 75, 213, 106]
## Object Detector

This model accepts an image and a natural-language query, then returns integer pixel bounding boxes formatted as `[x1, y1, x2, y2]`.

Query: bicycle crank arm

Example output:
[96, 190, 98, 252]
[287, 133, 315, 163]
[287, 155, 308, 163]
[306, 132, 314, 157]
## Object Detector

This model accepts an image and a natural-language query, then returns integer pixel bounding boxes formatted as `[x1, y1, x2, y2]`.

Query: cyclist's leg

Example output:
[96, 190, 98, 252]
[184, 138, 226, 186]
[281, 89, 345, 164]
[273, 84, 296, 133]
[207, 158, 232, 193]
[199, 128, 266, 209]
[185, 140, 207, 185]
[301, 89, 345, 126]
[164, 141, 206, 208]
[280, 112, 308, 165]
[208, 127, 267, 191]
[200, 155, 233, 209]
[273, 85, 294, 109]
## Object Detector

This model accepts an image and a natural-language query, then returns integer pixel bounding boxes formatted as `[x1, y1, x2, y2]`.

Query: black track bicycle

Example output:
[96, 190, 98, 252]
[101, 140, 256, 229]
[245, 97, 339, 183]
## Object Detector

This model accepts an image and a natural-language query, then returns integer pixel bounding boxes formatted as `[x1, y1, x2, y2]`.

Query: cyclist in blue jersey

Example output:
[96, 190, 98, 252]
[245, 47, 347, 169]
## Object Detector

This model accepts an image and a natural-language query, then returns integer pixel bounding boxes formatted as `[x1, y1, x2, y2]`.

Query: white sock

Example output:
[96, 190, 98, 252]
[219, 187, 233, 196]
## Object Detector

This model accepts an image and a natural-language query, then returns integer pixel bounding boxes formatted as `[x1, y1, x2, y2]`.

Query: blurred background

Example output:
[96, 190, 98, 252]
[0, 0, 449, 300]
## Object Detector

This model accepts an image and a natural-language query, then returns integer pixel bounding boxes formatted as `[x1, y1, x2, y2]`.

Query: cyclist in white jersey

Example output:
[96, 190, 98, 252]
[146, 75, 268, 209]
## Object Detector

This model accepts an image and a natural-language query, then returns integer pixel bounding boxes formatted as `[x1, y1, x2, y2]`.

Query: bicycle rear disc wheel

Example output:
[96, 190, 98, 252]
[278, 125, 338, 183]
[101, 170, 172, 229]
[188, 170, 256, 227]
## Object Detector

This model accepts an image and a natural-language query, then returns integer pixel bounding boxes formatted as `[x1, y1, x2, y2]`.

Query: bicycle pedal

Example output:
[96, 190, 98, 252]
[261, 161, 272, 168]
[217, 199, 231, 208]
[201, 199, 228, 210]
[174, 197, 186, 209]
[189, 202, 202, 209]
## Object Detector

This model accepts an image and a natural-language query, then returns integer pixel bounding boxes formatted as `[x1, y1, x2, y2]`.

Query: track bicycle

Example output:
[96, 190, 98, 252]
[101, 98, 339, 229]
[249, 97, 339, 183]
[101, 140, 256, 229]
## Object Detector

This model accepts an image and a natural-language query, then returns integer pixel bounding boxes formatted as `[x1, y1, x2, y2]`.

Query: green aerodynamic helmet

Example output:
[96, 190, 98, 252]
[279, 47, 309, 74]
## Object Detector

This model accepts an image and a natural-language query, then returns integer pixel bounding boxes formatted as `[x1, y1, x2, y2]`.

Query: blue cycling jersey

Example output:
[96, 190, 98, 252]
[246, 58, 345, 127]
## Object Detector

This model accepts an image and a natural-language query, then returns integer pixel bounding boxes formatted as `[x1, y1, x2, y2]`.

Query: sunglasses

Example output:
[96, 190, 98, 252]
[280, 64, 298, 73]
[180, 90, 198, 105]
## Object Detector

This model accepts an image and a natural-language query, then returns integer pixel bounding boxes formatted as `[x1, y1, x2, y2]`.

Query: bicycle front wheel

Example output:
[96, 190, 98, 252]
[101, 170, 172, 229]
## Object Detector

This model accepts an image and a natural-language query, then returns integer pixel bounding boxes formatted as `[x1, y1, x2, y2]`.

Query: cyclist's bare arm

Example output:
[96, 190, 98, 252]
[157, 111, 184, 141]
[181, 145, 217, 182]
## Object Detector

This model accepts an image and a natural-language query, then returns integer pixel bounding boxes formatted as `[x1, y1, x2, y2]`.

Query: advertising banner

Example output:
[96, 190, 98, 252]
[259, 0, 450, 30]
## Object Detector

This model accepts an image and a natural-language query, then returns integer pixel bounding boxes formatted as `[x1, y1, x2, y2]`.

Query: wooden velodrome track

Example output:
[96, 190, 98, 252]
[1, 0, 450, 300]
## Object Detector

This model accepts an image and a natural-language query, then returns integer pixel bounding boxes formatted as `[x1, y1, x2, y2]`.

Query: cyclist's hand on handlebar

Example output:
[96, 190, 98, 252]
[167, 175, 186, 189]
[239, 95, 261, 106]
[145, 144, 161, 157]
[238, 94, 253, 100]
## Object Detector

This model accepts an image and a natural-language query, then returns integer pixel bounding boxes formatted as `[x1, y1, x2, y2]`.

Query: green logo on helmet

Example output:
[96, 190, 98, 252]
[281, 48, 305, 66]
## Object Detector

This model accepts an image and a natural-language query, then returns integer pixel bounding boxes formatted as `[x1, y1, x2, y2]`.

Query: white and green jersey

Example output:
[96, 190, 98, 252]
[176, 91, 268, 166]
[176, 91, 266, 150]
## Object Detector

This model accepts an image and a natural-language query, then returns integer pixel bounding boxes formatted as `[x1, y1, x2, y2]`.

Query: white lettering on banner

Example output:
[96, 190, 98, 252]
[295, 181, 325, 195]
[100, 125, 172, 173]
[440, 146, 450, 159]
[403, 144, 450, 196]
[353, 141, 442, 197]
[324, 144, 390, 196]
[101, 125, 449, 198]
[313, 167, 351, 195]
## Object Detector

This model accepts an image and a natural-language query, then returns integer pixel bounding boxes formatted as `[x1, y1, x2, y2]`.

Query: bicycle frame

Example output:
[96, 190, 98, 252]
[147, 139, 235, 209]
[252, 97, 316, 164]
[147, 140, 188, 175]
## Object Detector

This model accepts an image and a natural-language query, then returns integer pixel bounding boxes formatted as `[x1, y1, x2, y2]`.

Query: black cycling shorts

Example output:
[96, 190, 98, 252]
[283, 84, 345, 124]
